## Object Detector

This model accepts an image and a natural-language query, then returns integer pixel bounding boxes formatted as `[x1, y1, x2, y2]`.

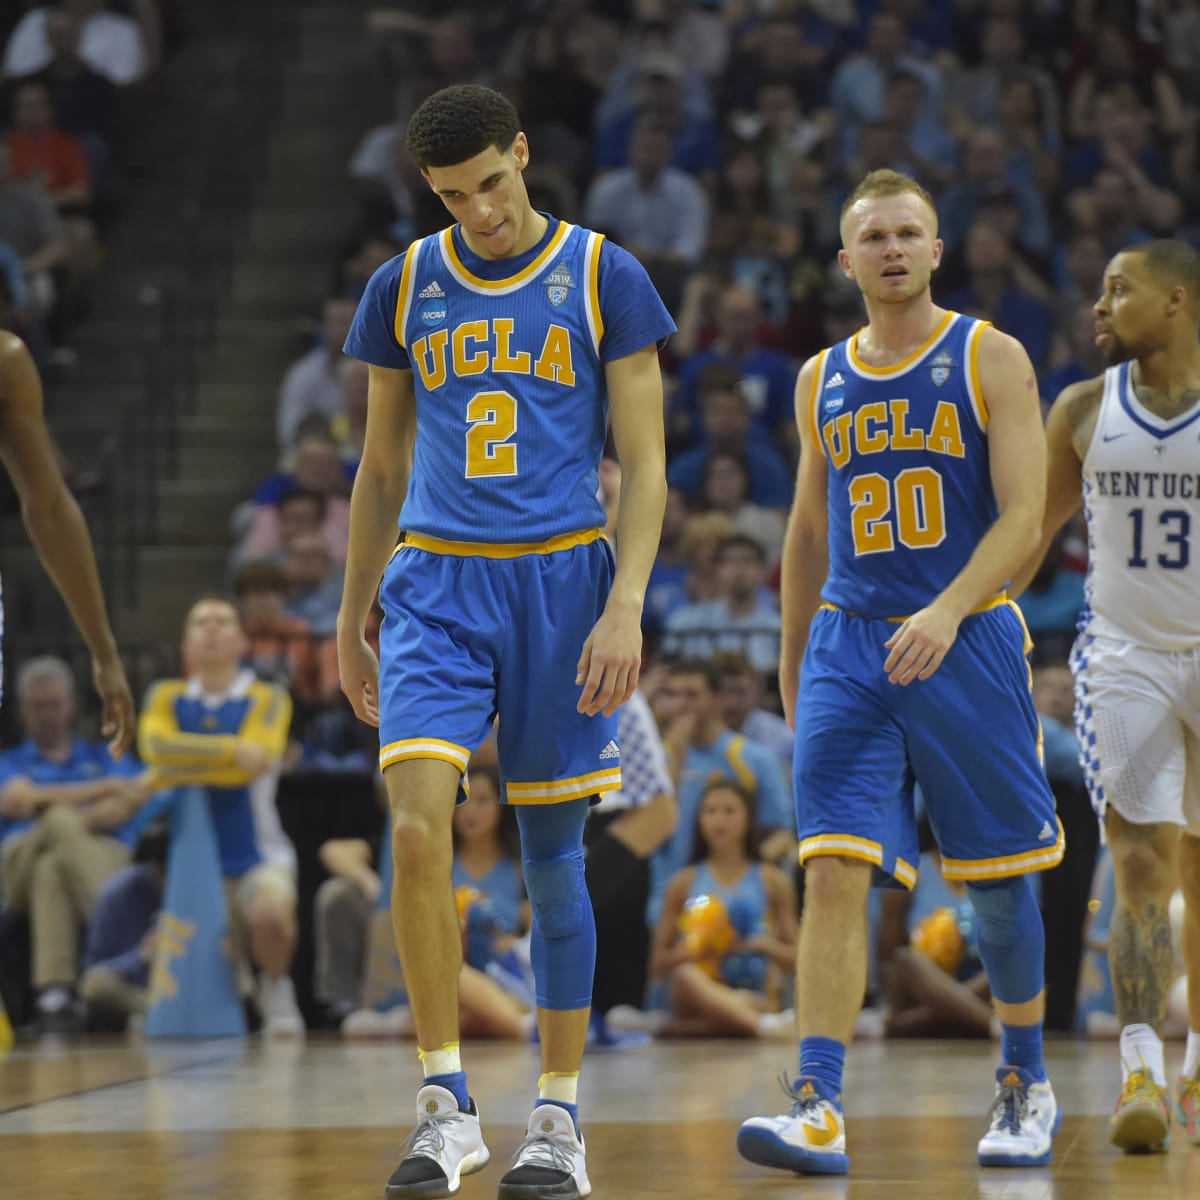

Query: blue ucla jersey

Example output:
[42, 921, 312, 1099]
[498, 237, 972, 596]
[808, 313, 997, 617]
[345, 216, 675, 543]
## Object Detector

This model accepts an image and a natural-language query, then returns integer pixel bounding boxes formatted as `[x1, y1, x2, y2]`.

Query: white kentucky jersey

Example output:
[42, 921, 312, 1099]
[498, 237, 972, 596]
[1079, 361, 1200, 650]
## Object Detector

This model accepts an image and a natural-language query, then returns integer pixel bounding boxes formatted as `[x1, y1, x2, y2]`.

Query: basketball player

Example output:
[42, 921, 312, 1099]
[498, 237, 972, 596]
[738, 170, 1063, 1176]
[0, 329, 132, 751]
[337, 85, 673, 1200]
[1013, 239, 1200, 1152]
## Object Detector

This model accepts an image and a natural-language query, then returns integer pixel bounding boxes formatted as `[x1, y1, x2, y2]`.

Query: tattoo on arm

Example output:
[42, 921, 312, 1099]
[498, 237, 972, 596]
[1108, 901, 1176, 1031]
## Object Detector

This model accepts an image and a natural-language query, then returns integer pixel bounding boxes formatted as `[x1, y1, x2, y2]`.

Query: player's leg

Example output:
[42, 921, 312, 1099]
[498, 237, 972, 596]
[908, 604, 1062, 1166]
[1174, 720, 1200, 1145]
[739, 608, 911, 1177]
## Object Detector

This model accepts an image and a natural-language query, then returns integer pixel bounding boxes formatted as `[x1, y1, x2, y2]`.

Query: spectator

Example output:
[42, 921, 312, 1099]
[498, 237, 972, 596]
[649, 657, 793, 923]
[0, 141, 72, 317]
[276, 297, 359, 450]
[251, 425, 355, 510]
[1042, 299, 1105, 404]
[2, 0, 148, 87]
[0, 656, 161, 1033]
[1066, 165, 1161, 255]
[234, 560, 321, 707]
[236, 482, 348, 570]
[645, 485, 691, 637]
[138, 597, 303, 1036]
[697, 449, 786, 565]
[663, 534, 782, 674]
[282, 531, 343, 636]
[583, 118, 709, 313]
[994, 72, 1061, 202]
[678, 510, 736, 604]
[1066, 89, 1176, 195]
[1054, 228, 1108, 308]
[673, 284, 796, 449]
[6, 81, 92, 213]
[667, 366, 793, 510]
[331, 357, 368, 467]
[78, 816, 169, 1031]
[714, 651, 793, 772]
[1015, 533, 1084, 663]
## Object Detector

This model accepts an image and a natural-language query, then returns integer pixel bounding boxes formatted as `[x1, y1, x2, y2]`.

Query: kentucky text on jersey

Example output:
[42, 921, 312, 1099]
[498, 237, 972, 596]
[1092, 471, 1200, 500]
[808, 313, 996, 618]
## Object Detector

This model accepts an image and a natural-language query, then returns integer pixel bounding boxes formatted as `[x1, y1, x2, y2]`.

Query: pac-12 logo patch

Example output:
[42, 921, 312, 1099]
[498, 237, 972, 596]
[543, 261, 574, 307]
[823, 370, 845, 413]
[930, 350, 954, 386]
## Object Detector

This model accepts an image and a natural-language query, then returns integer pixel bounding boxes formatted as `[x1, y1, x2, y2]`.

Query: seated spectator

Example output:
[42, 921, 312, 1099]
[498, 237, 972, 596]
[276, 296, 359, 450]
[637, 780, 796, 1039]
[673, 285, 796, 449]
[698, 450, 786, 566]
[0, 141, 72, 318]
[78, 816, 169, 1031]
[282, 532, 344, 636]
[234, 560, 321, 707]
[582, 118, 709, 314]
[346, 91, 418, 243]
[995, 73, 1060, 202]
[1065, 166, 1163, 256]
[667, 366, 793, 510]
[941, 220, 1054, 369]
[649, 658, 793, 925]
[138, 597, 303, 1036]
[1054, 229, 1108, 309]
[236, 482, 348, 570]
[0, 656, 162, 1033]
[678, 510, 736, 605]
[1065, 89, 1176, 197]
[2, 0, 148, 87]
[714, 651, 792, 772]
[6, 81, 92, 213]
[330, 357, 368, 468]
[645, 486, 694, 639]
[1042, 299, 1105, 405]
[337, 231, 402, 303]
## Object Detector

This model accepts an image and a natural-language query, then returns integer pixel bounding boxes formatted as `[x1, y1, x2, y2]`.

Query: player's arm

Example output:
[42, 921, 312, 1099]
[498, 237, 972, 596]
[777, 354, 829, 729]
[1009, 377, 1100, 597]
[0, 333, 133, 754]
[576, 344, 668, 718]
[883, 328, 1046, 685]
[336, 364, 415, 725]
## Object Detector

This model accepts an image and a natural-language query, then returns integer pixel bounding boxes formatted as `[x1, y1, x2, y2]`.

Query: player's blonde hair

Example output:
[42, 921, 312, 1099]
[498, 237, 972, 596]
[840, 170, 938, 238]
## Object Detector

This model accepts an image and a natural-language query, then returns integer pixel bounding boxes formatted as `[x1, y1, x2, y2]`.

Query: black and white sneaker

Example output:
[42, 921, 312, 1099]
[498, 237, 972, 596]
[385, 1084, 490, 1198]
[498, 1103, 590, 1199]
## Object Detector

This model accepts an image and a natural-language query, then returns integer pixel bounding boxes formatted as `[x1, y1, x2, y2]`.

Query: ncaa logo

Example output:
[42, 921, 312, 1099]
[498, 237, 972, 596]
[421, 303, 447, 326]
[930, 350, 954, 387]
[824, 389, 844, 414]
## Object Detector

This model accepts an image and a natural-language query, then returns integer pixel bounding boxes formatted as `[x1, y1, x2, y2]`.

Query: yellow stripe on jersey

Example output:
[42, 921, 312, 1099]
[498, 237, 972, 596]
[394, 237, 424, 349]
[806, 348, 829, 456]
[940, 820, 1066, 881]
[584, 232, 605, 355]
[379, 737, 471, 772]
[506, 768, 623, 804]
[819, 592, 1009, 623]
[848, 311, 955, 377]
[439, 221, 574, 294]
[396, 527, 603, 559]
[965, 319, 991, 430]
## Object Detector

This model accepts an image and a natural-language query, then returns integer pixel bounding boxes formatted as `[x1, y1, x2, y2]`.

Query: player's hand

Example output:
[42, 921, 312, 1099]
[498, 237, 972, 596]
[338, 630, 381, 726]
[883, 603, 962, 686]
[93, 653, 135, 758]
[576, 600, 642, 717]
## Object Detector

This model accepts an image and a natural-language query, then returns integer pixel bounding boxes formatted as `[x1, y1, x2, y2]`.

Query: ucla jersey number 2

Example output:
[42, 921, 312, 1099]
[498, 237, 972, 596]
[465, 391, 518, 478]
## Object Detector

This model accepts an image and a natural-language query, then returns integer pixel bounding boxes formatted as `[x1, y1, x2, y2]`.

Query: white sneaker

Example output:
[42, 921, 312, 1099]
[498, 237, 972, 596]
[259, 975, 304, 1038]
[977, 1066, 1062, 1167]
[341, 1008, 389, 1039]
[387, 1084, 489, 1198]
[603, 1004, 668, 1035]
[498, 1102, 591, 1199]
[756, 1008, 796, 1041]
[737, 1075, 849, 1175]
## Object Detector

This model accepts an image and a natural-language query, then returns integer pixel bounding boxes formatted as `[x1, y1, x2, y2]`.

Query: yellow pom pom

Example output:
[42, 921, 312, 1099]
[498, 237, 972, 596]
[912, 906, 965, 974]
[677, 893, 737, 979]
[455, 885, 481, 932]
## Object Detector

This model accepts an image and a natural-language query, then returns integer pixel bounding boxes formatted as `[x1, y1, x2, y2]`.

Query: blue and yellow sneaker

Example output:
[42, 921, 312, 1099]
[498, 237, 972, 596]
[978, 1066, 1062, 1167]
[1110, 1069, 1169, 1153]
[1175, 1076, 1200, 1146]
[737, 1074, 849, 1175]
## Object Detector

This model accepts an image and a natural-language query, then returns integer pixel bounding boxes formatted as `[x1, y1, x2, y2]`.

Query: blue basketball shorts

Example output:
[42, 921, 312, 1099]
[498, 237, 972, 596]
[793, 601, 1062, 887]
[376, 529, 622, 805]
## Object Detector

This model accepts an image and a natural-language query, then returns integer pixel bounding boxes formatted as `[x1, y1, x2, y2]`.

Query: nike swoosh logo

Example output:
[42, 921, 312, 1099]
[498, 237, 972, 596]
[807, 1111, 842, 1147]
[1102, 432, 1128, 442]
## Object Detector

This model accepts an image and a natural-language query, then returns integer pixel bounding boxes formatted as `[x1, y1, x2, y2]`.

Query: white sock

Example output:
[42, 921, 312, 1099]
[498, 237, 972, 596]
[538, 1071, 579, 1105]
[420, 1042, 461, 1078]
[1120, 1022, 1166, 1087]
[38, 985, 71, 1013]
[1182, 1028, 1200, 1081]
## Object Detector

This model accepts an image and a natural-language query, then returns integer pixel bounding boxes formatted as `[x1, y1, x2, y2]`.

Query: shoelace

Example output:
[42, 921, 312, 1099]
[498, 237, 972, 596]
[510, 1128, 575, 1175]
[986, 1080, 1030, 1135]
[1121, 1070, 1165, 1106]
[400, 1109, 466, 1162]
[777, 1071, 828, 1125]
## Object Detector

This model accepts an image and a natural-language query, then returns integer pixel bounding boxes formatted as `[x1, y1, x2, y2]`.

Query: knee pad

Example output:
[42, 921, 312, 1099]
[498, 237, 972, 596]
[965, 878, 1023, 947]
[966, 876, 1044, 1005]
[523, 851, 587, 938]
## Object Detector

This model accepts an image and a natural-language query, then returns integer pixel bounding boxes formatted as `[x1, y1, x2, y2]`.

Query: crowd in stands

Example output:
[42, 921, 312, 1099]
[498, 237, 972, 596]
[1, 0, 1196, 1042]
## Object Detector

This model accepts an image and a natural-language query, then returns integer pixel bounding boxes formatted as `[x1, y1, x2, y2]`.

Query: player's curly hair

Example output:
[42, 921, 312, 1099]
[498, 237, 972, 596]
[406, 85, 521, 170]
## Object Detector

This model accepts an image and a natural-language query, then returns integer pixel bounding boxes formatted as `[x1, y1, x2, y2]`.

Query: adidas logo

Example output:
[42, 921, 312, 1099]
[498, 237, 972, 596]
[1038, 821, 1055, 841]
[418, 280, 446, 298]
[598, 739, 620, 761]
[825, 372, 845, 388]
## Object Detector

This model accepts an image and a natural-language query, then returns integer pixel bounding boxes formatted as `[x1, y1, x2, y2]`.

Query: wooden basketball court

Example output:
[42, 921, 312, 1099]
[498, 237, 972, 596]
[1, 1036, 1197, 1198]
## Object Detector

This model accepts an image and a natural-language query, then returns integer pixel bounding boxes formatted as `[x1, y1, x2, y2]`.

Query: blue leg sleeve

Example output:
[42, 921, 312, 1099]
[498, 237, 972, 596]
[965, 875, 1045, 1005]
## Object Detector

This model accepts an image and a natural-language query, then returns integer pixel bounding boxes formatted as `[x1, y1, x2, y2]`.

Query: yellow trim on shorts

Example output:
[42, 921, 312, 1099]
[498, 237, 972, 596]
[893, 857, 918, 889]
[939, 819, 1066, 881]
[394, 527, 603, 560]
[798, 834, 883, 866]
[507, 768, 622, 805]
[818, 592, 1009, 623]
[379, 737, 470, 773]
